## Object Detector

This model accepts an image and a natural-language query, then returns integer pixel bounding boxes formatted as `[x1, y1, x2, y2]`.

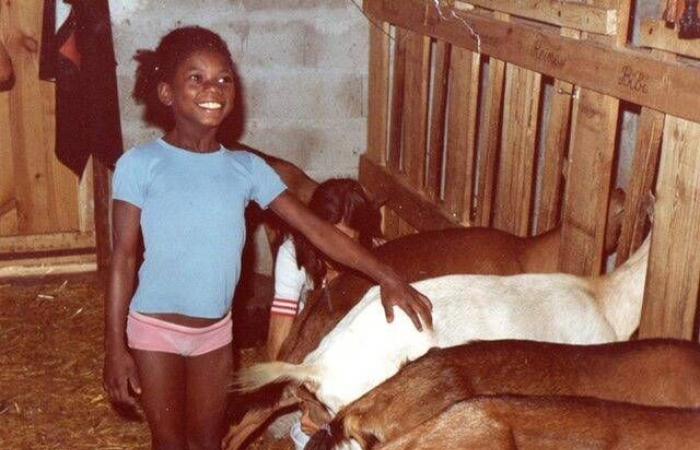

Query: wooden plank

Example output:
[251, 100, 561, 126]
[0, 253, 96, 278]
[364, 0, 700, 123]
[558, 87, 619, 275]
[640, 20, 700, 61]
[4, 0, 79, 234]
[367, 21, 391, 164]
[425, 40, 450, 201]
[0, 231, 95, 253]
[493, 63, 541, 236]
[475, 53, 506, 227]
[455, 0, 618, 35]
[442, 46, 479, 223]
[0, 3, 15, 236]
[360, 155, 460, 231]
[615, 108, 664, 265]
[535, 28, 579, 234]
[401, 30, 431, 188]
[387, 28, 407, 172]
[638, 116, 700, 340]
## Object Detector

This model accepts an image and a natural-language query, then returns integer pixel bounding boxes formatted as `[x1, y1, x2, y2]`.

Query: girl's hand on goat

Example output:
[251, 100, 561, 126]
[380, 277, 433, 331]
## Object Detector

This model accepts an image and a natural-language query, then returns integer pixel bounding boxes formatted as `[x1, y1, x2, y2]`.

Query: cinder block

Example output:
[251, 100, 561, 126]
[244, 73, 364, 120]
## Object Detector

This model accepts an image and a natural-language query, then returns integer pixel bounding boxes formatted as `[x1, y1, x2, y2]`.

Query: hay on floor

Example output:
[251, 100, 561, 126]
[0, 275, 294, 450]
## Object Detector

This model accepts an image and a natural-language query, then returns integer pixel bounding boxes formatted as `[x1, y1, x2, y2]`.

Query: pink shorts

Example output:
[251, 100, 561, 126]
[126, 311, 232, 357]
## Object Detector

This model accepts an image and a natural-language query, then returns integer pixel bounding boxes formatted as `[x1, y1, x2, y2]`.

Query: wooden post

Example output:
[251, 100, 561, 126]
[93, 157, 111, 275]
[367, 20, 391, 164]
[638, 116, 700, 339]
[443, 46, 479, 224]
[558, 87, 618, 276]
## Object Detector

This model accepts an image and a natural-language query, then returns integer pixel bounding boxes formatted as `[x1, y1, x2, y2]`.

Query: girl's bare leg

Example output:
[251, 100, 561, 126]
[132, 349, 188, 450]
[186, 343, 234, 450]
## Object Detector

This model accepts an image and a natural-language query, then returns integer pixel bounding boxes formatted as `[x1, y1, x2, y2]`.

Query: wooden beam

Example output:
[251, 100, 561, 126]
[359, 155, 460, 231]
[364, 0, 700, 123]
[640, 20, 700, 61]
[455, 0, 618, 35]
[425, 41, 450, 201]
[367, 20, 391, 164]
[443, 46, 479, 223]
[639, 116, 700, 340]
[493, 63, 541, 236]
[387, 28, 407, 172]
[0, 231, 95, 253]
[536, 28, 578, 236]
[475, 53, 506, 227]
[401, 31, 431, 189]
[558, 87, 619, 276]
[616, 109, 665, 265]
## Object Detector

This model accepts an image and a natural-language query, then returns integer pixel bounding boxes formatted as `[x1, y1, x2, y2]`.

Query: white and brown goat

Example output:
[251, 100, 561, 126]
[233, 236, 650, 426]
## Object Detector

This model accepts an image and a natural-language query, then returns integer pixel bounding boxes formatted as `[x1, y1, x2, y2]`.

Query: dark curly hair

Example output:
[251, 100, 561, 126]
[291, 178, 382, 286]
[132, 26, 235, 131]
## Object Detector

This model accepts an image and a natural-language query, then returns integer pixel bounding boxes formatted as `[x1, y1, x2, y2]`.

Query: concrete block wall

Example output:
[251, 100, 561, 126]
[109, 0, 369, 273]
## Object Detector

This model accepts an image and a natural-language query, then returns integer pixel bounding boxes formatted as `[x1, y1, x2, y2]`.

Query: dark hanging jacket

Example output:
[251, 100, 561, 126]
[40, 0, 123, 177]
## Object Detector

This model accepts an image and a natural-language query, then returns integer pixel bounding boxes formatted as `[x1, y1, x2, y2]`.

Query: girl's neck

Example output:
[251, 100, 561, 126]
[164, 127, 220, 153]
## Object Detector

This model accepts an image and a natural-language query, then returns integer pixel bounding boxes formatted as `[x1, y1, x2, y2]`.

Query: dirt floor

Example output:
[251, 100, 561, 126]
[0, 274, 295, 450]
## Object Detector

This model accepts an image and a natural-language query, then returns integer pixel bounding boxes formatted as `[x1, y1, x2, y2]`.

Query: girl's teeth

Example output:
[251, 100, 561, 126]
[199, 102, 222, 110]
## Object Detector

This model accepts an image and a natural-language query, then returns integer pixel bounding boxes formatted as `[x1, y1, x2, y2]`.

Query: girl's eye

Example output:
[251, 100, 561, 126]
[218, 75, 233, 84]
[189, 74, 202, 82]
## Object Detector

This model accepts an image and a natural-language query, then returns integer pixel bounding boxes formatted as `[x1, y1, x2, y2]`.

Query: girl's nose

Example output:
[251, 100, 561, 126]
[202, 79, 223, 92]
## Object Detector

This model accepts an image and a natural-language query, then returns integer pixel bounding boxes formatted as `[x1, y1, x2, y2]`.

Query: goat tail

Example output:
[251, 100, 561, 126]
[231, 362, 320, 393]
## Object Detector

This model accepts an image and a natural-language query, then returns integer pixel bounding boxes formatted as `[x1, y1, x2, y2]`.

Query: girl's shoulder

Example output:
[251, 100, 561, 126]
[117, 140, 164, 167]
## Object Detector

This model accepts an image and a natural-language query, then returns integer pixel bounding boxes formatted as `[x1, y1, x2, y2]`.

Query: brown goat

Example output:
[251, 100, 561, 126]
[378, 395, 700, 450]
[307, 339, 700, 450]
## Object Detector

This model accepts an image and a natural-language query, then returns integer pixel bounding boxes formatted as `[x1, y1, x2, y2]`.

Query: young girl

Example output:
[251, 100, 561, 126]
[266, 178, 381, 360]
[102, 26, 432, 450]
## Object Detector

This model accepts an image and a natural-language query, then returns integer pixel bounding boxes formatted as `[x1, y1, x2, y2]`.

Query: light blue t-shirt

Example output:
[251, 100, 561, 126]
[112, 138, 287, 318]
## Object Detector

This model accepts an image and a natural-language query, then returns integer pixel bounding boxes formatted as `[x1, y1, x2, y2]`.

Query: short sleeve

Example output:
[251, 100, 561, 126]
[246, 153, 287, 208]
[273, 239, 307, 301]
[112, 150, 146, 208]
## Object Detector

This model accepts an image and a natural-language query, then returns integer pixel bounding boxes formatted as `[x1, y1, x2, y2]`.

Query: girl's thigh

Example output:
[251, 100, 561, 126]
[185, 342, 234, 442]
[131, 349, 187, 445]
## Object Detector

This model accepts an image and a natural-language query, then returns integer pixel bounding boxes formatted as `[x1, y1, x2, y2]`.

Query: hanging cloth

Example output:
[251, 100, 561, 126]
[40, 0, 123, 177]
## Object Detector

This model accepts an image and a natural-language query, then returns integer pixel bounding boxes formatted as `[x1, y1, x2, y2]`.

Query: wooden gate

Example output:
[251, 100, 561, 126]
[359, 0, 700, 339]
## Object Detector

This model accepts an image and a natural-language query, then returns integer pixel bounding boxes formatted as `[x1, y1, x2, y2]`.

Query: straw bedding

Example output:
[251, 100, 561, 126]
[0, 275, 292, 449]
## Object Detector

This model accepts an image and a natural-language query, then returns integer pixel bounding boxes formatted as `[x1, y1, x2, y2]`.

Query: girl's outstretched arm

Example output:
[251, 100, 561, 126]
[103, 200, 143, 406]
[270, 191, 433, 331]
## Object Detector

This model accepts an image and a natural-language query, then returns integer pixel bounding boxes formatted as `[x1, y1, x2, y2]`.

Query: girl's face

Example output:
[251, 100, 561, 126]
[158, 49, 235, 133]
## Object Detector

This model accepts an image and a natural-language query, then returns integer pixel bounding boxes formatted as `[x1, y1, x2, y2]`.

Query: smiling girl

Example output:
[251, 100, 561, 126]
[102, 26, 432, 450]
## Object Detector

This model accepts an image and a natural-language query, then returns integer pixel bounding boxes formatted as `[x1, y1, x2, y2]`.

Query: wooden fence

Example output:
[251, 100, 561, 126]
[358, 0, 700, 340]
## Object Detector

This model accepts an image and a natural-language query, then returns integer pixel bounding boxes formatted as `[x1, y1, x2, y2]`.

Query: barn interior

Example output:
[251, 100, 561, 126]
[2, 0, 700, 449]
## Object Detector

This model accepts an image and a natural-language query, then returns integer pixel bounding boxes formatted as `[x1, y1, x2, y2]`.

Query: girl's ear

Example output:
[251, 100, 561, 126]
[157, 81, 173, 106]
